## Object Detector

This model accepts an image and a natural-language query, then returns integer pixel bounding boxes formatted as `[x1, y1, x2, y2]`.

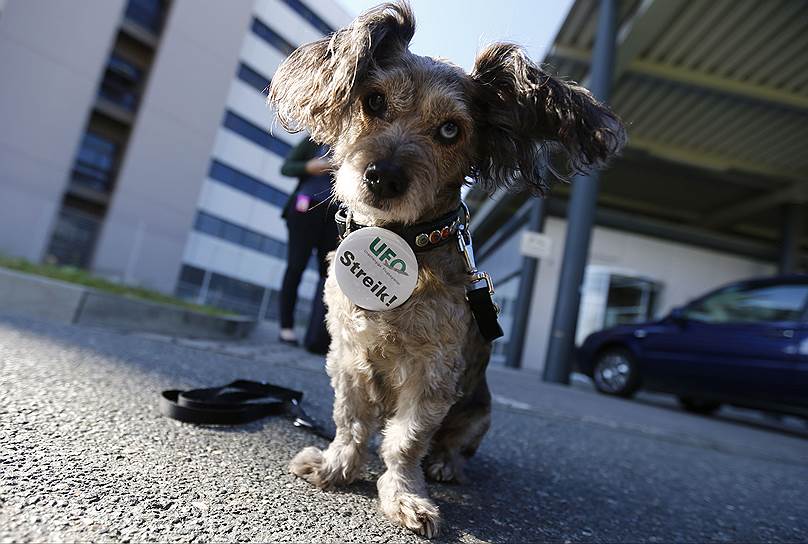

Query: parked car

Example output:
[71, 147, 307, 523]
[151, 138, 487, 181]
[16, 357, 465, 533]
[576, 275, 808, 417]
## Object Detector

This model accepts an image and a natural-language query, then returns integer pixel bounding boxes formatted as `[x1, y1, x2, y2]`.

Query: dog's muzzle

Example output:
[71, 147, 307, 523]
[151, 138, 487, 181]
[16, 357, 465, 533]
[363, 160, 409, 199]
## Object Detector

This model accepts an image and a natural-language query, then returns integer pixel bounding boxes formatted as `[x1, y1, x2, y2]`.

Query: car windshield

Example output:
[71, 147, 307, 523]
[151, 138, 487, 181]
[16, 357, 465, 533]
[684, 284, 808, 324]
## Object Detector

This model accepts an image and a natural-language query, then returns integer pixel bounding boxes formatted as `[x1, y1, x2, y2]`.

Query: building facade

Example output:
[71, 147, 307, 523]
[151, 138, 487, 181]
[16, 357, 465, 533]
[0, 0, 350, 320]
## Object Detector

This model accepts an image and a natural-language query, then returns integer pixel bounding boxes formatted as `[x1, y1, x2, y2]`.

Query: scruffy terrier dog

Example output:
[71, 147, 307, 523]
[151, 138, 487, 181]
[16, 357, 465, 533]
[270, 2, 624, 537]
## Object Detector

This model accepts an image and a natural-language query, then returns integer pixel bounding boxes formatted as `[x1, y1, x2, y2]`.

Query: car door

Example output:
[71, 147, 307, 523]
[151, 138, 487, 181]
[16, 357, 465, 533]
[782, 320, 808, 409]
[639, 282, 808, 404]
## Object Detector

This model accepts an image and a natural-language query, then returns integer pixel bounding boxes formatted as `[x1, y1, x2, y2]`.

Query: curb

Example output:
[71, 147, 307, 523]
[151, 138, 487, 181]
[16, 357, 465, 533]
[0, 267, 255, 339]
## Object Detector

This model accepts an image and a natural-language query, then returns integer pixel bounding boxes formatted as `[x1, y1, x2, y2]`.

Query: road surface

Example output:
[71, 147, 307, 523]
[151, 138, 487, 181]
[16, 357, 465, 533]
[2, 315, 807, 543]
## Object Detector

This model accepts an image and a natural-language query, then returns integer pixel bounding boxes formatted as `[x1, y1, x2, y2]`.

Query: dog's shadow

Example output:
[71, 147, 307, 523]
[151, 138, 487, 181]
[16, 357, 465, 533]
[204, 413, 556, 541]
[427, 455, 546, 543]
[317, 450, 556, 543]
[167, 389, 568, 541]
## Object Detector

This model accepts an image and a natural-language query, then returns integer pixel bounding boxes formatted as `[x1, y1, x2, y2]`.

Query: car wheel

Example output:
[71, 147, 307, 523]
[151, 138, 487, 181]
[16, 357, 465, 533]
[678, 397, 721, 415]
[592, 348, 639, 398]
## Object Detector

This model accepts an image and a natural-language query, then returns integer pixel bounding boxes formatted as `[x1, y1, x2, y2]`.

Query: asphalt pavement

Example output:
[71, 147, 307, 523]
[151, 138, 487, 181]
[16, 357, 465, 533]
[2, 314, 807, 543]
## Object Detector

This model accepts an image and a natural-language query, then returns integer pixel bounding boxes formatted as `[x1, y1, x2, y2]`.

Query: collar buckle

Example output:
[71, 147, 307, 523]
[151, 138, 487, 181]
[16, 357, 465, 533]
[470, 271, 495, 296]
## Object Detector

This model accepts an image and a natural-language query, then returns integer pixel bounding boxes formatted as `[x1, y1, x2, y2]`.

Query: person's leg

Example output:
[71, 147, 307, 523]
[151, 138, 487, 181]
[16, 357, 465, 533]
[303, 204, 339, 353]
[315, 203, 339, 275]
[279, 209, 317, 342]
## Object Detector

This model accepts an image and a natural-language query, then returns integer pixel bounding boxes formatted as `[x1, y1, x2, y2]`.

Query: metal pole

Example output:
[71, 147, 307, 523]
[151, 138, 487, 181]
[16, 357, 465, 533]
[779, 203, 802, 274]
[257, 285, 271, 321]
[197, 269, 212, 306]
[543, 0, 618, 384]
[506, 198, 546, 368]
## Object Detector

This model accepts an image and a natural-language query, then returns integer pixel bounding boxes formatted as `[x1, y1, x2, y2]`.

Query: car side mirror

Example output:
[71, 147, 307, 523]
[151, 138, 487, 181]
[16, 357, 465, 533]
[670, 307, 687, 324]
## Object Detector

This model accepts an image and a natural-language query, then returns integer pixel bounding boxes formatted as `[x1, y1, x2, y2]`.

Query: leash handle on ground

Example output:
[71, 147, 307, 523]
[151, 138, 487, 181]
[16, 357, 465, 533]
[159, 379, 334, 441]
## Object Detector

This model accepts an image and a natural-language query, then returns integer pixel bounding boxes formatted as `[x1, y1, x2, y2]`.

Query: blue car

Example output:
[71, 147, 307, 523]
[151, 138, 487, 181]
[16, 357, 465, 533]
[577, 275, 808, 417]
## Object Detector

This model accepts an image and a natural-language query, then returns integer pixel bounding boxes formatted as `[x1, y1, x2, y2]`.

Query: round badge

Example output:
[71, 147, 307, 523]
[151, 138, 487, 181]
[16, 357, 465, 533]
[333, 227, 418, 311]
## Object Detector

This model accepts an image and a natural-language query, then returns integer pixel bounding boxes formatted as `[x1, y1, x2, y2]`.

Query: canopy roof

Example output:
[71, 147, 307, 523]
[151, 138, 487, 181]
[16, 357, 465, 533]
[471, 0, 808, 260]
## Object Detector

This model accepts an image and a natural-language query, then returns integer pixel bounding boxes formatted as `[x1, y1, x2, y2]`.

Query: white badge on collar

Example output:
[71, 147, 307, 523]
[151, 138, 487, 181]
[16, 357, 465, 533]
[333, 227, 418, 311]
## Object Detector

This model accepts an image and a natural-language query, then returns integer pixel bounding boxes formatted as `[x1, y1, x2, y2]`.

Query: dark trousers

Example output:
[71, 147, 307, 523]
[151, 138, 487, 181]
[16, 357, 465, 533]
[279, 200, 338, 331]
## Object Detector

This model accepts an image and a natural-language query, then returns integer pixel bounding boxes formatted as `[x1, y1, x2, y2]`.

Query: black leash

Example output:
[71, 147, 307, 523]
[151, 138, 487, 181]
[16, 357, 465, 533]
[467, 284, 504, 342]
[160, 379, 334, 440]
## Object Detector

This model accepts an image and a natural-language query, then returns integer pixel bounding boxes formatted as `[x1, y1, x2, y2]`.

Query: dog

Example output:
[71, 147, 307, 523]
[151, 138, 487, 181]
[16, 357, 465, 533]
[269, 2, 625, 537]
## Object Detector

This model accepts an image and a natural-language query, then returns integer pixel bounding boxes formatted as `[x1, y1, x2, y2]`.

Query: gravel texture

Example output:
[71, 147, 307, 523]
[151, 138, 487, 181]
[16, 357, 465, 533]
[1, 315, 807, 543]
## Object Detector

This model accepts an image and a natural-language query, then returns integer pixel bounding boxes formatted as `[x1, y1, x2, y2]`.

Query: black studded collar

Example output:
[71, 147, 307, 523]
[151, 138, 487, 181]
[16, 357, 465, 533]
[335, 205, 465, 252]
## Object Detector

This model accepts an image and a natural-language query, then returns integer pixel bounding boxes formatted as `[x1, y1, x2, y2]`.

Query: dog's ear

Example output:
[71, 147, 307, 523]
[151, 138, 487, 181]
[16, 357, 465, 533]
[470, 42, 626, 194]
[269, 2, 415, 144]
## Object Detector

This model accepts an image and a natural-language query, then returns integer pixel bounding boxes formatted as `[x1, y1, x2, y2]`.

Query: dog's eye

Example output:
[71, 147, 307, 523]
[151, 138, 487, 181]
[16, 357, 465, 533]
[437, 121, 460, 143]
[364, 92, 386, 116]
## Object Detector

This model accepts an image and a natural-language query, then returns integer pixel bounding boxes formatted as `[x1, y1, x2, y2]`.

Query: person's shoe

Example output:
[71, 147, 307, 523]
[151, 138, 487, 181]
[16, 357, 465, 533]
[279, 328, 299, 347]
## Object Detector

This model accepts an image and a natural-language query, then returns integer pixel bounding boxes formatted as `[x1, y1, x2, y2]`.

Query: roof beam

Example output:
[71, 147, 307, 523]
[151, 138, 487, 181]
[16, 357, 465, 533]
[620, 148, 777, 191]
[701, 184, 808, 229]
[541, 198, 781, 263]
[549, 44, 592, 64]
[549, 45, 808, 112]
[612, 0, 688, 81]
[628, 136, 805, 184]
[630, 59, 808, 111]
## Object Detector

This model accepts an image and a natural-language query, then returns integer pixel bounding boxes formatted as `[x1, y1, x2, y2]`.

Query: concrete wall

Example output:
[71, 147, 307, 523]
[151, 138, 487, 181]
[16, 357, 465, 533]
[0, 268, 86, 323]
[92, 0, 256, 292]
[0, 0, 124, 261]
[519, 217, 775, 372]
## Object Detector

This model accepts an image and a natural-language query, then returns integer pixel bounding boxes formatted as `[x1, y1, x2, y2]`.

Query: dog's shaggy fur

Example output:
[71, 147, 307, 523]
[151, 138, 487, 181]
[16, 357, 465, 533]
[270, 2, 625, 537]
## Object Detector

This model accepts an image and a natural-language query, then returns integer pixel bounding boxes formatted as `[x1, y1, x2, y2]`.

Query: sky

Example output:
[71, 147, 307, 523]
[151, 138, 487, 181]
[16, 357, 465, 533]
[335, 0, 574, 72]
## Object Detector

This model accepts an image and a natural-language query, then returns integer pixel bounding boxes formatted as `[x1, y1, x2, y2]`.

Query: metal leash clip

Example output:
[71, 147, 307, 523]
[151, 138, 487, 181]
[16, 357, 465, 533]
[341, 207, 353, 239]
[456, 202, 498, 308]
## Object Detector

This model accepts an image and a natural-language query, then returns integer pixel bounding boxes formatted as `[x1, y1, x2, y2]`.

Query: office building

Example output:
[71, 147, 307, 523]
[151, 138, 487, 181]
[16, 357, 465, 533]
[0, 0, 350, 320]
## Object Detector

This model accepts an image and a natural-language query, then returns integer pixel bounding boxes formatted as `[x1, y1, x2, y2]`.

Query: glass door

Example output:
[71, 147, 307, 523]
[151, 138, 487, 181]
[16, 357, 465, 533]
[576, 266, 661, 345]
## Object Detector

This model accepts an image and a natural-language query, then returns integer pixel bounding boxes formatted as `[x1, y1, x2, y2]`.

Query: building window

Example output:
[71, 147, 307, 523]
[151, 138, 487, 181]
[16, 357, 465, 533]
[193, 212, 220, 236]
[98, 54, 143, 111]
[279, 0, 334, 35]
[175, 264, 206, 300]
[124, 0, 167, 34]
[72, 132, 118, 193]
[208, 160, 288, 208]
[45, 207, 102, 267]
[193, 211, 293, 261]
[176, 265, 313, 323]
[576, 268, 661, 345]
[251, 18, 295, 56]
[207, 272, 266, 316]
[222, 111, 292, 157]
[236, 63, 271, 95]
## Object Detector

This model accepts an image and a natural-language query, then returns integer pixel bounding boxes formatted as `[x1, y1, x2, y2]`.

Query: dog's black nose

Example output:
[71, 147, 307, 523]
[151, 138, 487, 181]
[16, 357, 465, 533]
[363, 161, 409, 199]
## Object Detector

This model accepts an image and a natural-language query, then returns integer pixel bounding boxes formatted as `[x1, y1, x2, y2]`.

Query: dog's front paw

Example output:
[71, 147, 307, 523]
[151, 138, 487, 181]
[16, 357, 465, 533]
[381, 492, 441, 538]
[289, 446, 330, 488]
[289, 445, 361, 489]
[425, 450, 467, 483]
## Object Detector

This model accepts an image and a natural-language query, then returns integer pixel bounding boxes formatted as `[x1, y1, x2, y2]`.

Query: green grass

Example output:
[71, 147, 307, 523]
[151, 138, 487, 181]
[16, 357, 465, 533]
[0, 255, 233, 317]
